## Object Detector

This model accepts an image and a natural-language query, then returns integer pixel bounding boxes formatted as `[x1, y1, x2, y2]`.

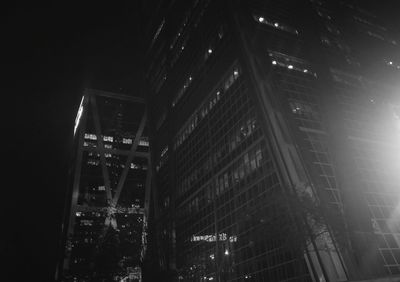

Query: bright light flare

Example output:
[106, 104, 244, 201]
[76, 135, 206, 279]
[74, 96, 85, 136]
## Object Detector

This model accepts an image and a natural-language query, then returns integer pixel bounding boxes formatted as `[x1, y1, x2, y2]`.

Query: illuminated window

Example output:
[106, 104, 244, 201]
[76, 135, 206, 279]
[172, 75, 194, 107]
[289, 101, 319, 120]
[87, 159, 99, 166]
[174, 63, 241, 149]
[269, 50, 317, 77]
[253, 14, 299, 35]
[80, 219, 93, 226]
[123, 138, 132, 144]
[139, 137, 149, 147]
[84, 133, 97, 140]
[103, 136, 113, 142]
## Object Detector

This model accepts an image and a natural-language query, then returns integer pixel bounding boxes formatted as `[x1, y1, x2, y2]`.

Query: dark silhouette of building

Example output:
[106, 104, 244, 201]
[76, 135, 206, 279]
[57, 89, 151, 282]
[145, 0, 400, 281]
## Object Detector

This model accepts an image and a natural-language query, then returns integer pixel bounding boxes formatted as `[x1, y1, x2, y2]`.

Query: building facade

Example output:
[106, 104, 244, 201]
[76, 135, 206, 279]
[145, 0, 400, 281]
[58, 89, 151, 282]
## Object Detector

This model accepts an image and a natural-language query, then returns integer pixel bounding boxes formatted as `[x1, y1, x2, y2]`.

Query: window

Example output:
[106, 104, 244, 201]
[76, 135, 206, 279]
[254, 14, 299, 35]
[174, 63, 242, 149]
[123, 138, 132, 144]
[269, 50, 317, 77]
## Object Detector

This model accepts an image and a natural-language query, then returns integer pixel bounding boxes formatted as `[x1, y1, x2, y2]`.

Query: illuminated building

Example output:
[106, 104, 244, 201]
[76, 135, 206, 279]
[58, 89, 151, 282]
[145, 0, 399, 281]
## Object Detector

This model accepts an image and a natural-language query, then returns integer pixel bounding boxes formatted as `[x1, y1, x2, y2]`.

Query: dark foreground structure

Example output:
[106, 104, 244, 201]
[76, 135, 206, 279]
[145, 0, 400, 281]
[57, 89, 151, 281]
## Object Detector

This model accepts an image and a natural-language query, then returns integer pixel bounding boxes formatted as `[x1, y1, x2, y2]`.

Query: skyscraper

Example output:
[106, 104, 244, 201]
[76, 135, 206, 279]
[58, 89, 151, 282]
[145, 0, 399, 281]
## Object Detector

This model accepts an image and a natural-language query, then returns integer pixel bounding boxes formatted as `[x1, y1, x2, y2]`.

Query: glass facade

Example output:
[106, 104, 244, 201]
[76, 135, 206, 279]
[144, 0, 399, 281]
[61, 89, 150, 282]
[330, 70, 400, 275]
[173, 62, 311, 281]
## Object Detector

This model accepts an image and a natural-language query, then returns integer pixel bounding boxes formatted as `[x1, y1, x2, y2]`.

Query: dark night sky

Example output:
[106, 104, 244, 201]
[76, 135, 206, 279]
[4, 2, 146, 281]
[2, 1, 398, 282]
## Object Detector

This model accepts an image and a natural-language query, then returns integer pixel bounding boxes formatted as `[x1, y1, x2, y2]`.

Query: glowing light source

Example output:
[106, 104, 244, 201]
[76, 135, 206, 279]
[74, 96, 85, 136]
[288, 65, 293, 69]
[208, 48, 213, 54]
[224, 249, 229, 255]
[272, 60, 277, 65]
[274, 22, 279, 27]
[258, 17, 264, 22]
[304, 69, 308, 73]
[389, 61, 393, 65]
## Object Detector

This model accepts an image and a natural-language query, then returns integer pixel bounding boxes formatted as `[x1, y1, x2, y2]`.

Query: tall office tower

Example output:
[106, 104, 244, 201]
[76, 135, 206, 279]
[145, 0, 399, 281]
[58, 89, 151, 282]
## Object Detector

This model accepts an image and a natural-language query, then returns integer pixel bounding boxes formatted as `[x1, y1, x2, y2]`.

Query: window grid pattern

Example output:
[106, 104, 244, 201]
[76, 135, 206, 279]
[332, 71, 400, 274]
[174, 69, 312, 281]
[274, 69, 343, 207]
[352, 144, 400, 275]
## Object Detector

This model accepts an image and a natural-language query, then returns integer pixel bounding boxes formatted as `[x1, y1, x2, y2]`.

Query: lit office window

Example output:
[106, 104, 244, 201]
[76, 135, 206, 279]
[87, 159, 99, 166]
[253, 14, 299, 35]
[103, 136, 113, 142]
[80, 219, 93, 226]
[84, 133, 97, 140]
[269, 50, 317, 77]
[139, 137, 149, 147]
[174, 63, 242, 149]
[172, 75, 194, 107]
[122, 138, 132, 144]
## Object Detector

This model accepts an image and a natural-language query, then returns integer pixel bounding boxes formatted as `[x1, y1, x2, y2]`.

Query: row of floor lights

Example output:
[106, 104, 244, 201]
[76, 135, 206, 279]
[272, 60, 309, 73]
